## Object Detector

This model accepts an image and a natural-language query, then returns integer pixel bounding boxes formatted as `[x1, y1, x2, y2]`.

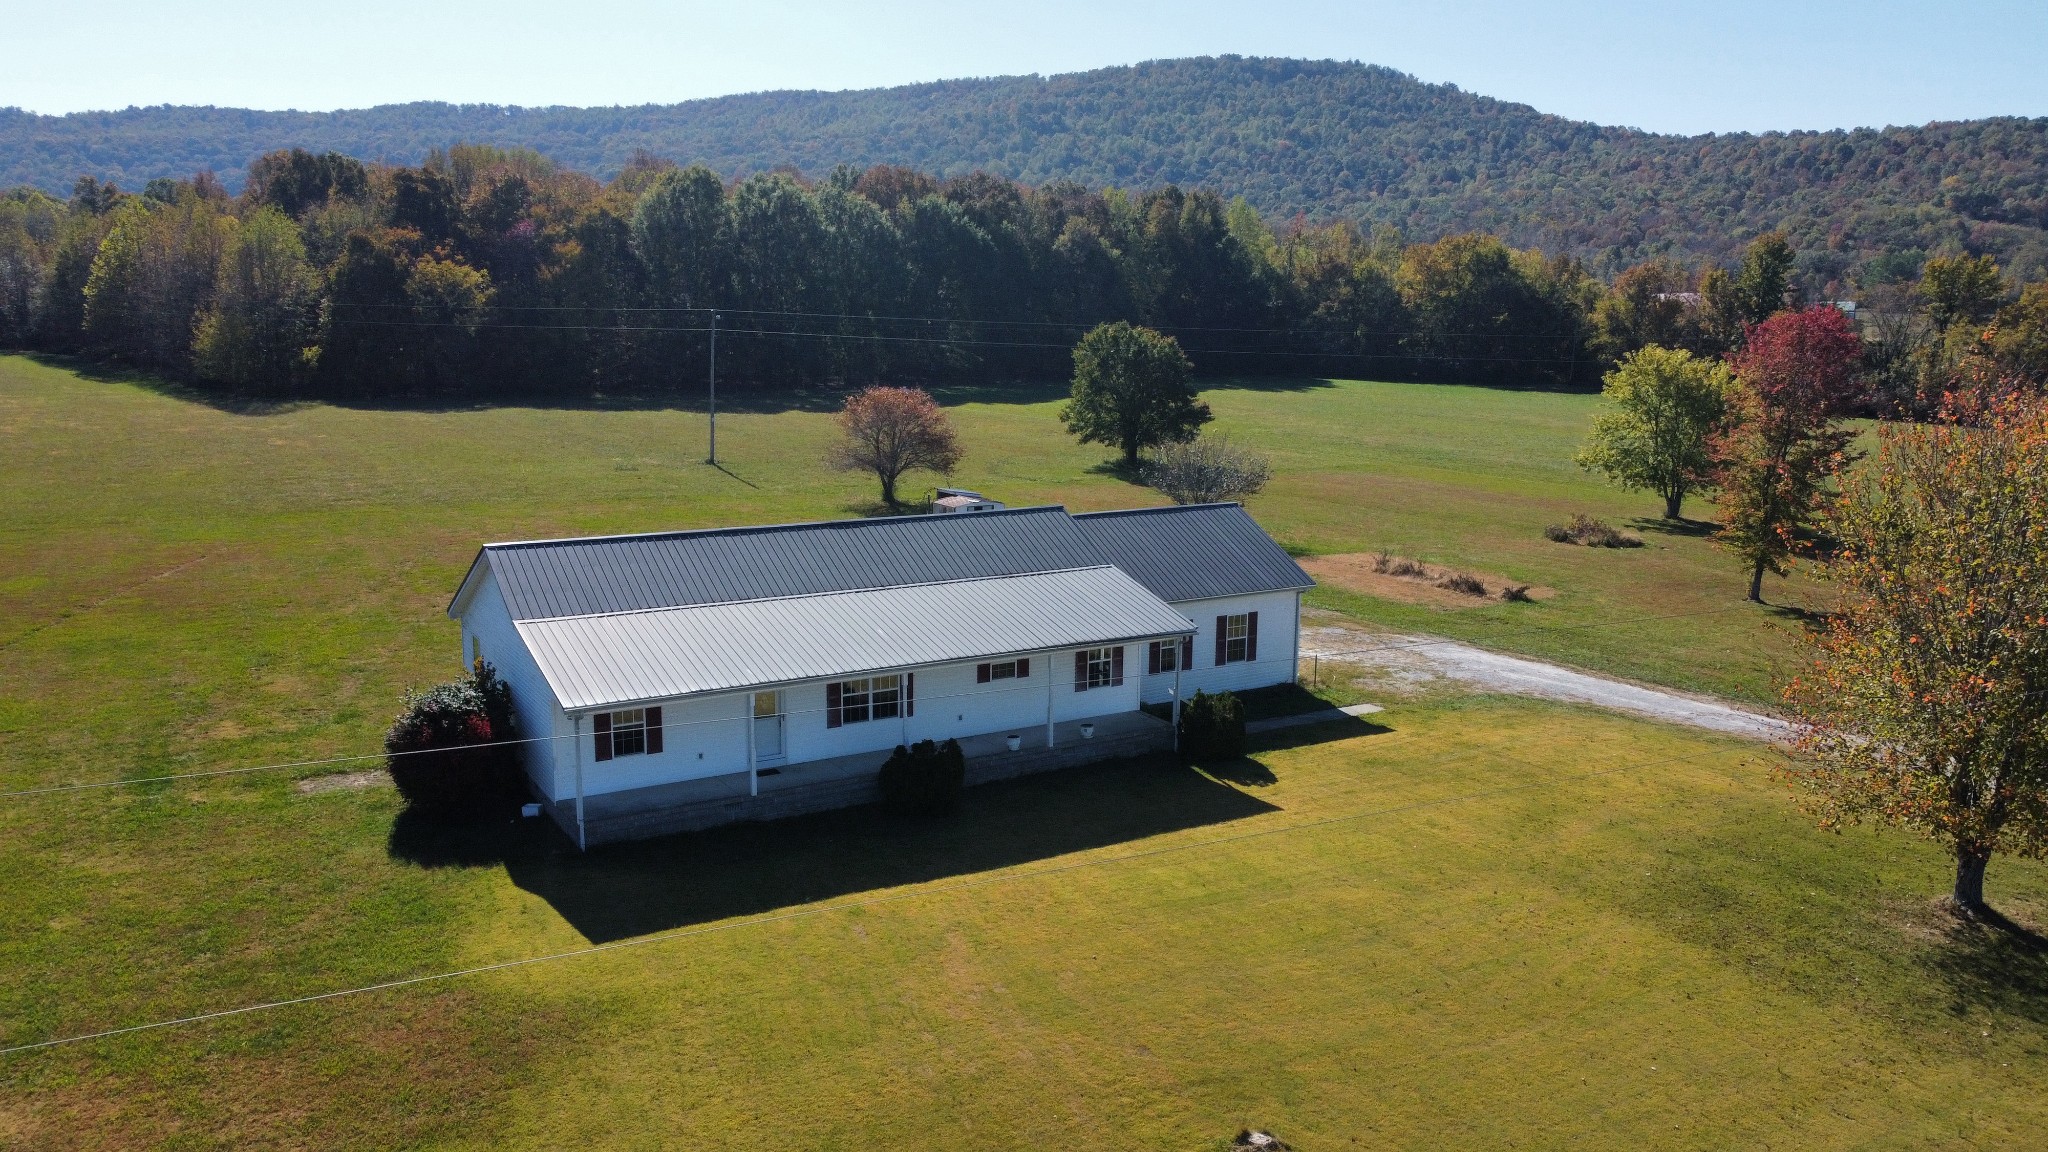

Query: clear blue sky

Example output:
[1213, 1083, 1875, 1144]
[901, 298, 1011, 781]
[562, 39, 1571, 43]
[11, 0, 2046, 134]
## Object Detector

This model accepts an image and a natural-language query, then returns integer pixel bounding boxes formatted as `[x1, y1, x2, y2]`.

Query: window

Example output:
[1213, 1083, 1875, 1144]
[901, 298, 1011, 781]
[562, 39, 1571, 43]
[1146, 638, 1193, 675]
[593, 706, 662, 761]
[976, 658, 1030, 683]
[1073, 646, 1124, 691]
[827, 673, 913, 727]
[1214, 612, 1259, 666]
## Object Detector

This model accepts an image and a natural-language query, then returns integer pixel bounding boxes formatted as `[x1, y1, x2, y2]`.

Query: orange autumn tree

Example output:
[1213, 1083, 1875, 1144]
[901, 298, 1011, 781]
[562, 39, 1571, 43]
[829, 385, 964, 508]
[1782, 390, 2048, 916]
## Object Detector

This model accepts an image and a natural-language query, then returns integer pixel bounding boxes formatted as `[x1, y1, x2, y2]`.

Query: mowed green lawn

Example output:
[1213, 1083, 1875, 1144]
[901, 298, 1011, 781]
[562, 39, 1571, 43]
[4, 354, 2042, 1150]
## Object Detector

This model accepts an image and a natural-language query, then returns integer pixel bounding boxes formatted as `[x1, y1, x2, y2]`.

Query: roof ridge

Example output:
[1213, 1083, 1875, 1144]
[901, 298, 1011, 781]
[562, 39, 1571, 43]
[510, 564, 1125, 624]
[481, 503, 1074, 551]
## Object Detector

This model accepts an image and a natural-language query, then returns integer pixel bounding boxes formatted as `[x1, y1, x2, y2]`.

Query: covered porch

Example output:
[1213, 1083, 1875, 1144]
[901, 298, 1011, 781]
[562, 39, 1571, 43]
[550, 710, 1173, 847]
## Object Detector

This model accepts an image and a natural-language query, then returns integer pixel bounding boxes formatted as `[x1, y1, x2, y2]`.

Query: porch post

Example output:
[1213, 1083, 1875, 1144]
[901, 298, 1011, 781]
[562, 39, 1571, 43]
[1172, 653, 1183, 753]
[746, 692, 758, 797]
[1045, 649, 1057, 750]
[572, 713, 587, 852]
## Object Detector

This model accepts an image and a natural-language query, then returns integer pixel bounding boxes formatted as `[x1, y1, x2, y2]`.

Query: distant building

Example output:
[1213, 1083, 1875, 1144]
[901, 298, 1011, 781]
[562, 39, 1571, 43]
[448, 503, 1312, 846]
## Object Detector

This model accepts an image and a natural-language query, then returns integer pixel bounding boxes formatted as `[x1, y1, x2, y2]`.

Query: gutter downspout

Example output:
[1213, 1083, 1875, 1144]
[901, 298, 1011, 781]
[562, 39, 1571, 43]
[1292, 591, 1303, 685]
[572, 713, 587, 852]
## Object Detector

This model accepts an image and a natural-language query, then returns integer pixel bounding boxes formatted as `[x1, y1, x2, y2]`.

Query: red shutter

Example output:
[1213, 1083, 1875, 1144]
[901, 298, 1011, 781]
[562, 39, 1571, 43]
[905, 672, 915, 717]
[826, 682, 843, 728]
[593, 712, 613, 762]
[1215, 616, 1228, 666]
[1017, 657, 1029, 678]
[1074, 650, 1088, 691]
[1246, 612, 1259, 661]
[977, 663, 991, 684]
[1111, 645, 1124, 686]
[645, 706, 663, 754]
[1147, 641, 1161, 675]
[1181, 635, 1194, 670]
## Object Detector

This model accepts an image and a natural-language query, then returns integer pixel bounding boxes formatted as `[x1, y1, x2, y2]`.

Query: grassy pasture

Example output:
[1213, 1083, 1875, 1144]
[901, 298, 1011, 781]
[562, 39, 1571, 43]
[4, 354, 2041, 1150]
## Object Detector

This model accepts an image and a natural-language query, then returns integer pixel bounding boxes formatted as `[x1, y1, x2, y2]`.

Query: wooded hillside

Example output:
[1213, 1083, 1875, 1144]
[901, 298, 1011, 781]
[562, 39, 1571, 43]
[6, 57, 2046, 279]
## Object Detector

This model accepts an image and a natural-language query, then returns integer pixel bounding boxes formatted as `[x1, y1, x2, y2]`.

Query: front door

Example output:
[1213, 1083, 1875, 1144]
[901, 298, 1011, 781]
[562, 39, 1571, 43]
[753, 691, 785, 761]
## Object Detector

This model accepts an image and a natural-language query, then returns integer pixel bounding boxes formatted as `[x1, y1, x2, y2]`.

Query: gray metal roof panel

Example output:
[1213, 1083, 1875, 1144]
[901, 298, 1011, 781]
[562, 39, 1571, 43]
[514, 566, 1197, 711]
[481, 505, 1106, 621]
[1070, 504, 1314, 603]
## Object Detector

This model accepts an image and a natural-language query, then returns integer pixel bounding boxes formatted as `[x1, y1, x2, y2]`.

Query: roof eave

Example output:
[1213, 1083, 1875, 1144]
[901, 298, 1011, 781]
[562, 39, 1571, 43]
[446, 549, 493, 620]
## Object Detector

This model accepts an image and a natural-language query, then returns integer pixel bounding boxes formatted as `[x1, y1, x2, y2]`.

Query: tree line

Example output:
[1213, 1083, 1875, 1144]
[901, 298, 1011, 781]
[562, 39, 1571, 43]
[2, 144, 2046, 403]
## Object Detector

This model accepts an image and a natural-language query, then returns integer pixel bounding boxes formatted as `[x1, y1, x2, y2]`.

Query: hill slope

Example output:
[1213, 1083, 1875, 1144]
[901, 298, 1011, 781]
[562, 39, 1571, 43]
[6, 56, 2046, 273]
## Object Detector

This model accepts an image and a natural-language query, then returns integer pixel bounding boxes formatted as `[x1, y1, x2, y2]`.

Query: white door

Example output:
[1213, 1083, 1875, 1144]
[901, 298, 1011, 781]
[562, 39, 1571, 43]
[753, 691, 785, 761]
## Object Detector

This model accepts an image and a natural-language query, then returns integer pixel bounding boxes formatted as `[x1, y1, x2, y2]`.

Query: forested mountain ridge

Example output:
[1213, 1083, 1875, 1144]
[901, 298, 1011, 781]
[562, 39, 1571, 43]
[6, 56, 2046, 279]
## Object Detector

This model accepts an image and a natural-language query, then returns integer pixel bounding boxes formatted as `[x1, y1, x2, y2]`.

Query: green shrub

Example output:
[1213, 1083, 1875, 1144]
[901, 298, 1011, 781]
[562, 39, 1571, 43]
[878, 738, 966, 817]
[384, 659, 523, 817]
[1179, 689, 1247, 759]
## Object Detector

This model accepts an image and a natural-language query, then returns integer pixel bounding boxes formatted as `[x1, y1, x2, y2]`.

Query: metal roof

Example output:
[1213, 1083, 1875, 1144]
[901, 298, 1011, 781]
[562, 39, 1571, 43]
[463, 505, 1106, 621]
[1072, 504, 1314, 603]
[515, 566, 1196, 711]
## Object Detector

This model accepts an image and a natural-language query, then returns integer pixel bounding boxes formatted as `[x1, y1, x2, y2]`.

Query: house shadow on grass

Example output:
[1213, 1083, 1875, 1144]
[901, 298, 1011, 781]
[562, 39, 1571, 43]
[389, 753, 1279, 943]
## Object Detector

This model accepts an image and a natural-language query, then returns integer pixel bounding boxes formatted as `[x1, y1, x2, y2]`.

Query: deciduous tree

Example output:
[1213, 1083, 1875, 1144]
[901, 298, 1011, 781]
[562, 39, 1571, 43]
[1061, 321, 1208, 466]
[1576, 344, 1732, 520]
[1145, 435, 1272, 505]
[192, 206, 318, 389]
[1919, 253, 2005, 335]
[829, 386, 964, 508]
[1715, 307, 1866, 601]
[1783, 391, 2048, 914]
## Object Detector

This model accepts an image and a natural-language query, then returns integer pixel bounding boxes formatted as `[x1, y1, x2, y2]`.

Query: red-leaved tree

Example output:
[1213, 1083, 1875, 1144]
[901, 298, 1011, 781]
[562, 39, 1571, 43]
[1715, 307, 1866, 601]
[828, 385, 965, 508]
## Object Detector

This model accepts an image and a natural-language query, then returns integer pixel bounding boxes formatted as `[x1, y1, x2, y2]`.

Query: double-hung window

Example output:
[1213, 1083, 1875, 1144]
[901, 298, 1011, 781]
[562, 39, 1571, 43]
[1073, 646, 1124, 691]
[1215, 612, 1259, 665]
[593, 706, 663, 761]
[827, 673, 913, 727]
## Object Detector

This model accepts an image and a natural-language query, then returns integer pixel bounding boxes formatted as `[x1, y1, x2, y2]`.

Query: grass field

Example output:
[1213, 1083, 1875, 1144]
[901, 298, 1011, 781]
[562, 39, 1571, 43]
[4, 353, 2041, 1150]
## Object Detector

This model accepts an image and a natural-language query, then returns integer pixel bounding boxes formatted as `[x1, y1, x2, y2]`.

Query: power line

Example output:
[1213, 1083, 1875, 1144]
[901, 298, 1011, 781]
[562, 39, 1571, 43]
[323, 316, 1589, 367]
[0, 740, 1759, 1057]
[1, 603, 1770, 799]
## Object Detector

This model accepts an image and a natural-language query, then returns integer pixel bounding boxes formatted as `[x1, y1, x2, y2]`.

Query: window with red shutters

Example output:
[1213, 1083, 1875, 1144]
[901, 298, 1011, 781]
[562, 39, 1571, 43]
[593, 712, 613, 761]
[826, 682, 843, 728]
[645, 706, 663, 754]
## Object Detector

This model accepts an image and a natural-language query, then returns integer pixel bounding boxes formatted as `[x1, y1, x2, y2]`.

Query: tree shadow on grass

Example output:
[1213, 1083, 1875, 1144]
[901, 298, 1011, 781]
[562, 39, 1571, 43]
[389, 753, 1279, 943]
[1920, 903, 2048, 1026]
[1631, 516, 1719, 539]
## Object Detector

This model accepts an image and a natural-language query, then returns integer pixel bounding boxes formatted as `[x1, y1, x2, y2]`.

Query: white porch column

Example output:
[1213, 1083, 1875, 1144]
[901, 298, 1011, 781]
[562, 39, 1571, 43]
[1045, 649, 1057, 749]
[572, 713, 586, 852]
[1172, 656, 1183, 753]
[746, 692, 758, 797]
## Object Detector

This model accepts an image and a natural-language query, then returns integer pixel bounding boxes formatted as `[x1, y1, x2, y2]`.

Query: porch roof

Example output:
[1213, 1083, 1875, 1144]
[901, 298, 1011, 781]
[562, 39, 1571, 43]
[515, 565, 1196, 712]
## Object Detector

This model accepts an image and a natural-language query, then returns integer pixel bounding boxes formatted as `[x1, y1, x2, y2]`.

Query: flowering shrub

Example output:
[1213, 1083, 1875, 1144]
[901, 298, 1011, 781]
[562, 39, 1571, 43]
[384, 660, 522, 816]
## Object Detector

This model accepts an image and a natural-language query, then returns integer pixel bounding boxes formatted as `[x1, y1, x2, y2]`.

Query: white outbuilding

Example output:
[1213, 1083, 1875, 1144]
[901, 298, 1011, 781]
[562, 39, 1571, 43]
[447, 502, 1312, 846]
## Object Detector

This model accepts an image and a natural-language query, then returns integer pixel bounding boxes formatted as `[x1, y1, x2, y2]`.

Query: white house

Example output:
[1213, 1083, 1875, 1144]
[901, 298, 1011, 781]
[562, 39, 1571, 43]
[446, 502, 1313, 847]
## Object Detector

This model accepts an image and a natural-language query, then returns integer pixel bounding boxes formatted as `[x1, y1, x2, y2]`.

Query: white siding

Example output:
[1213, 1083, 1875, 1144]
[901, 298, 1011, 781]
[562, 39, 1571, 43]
[458, 573, 571, 798]
[1138, 591, 1301, 704]
[557, 644, 1145, 796]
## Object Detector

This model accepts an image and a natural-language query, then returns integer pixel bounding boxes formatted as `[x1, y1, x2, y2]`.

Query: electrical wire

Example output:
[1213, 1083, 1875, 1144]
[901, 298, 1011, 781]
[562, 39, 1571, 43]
[1, 602, 1772, 799]
[0, 739, 1762, 1057]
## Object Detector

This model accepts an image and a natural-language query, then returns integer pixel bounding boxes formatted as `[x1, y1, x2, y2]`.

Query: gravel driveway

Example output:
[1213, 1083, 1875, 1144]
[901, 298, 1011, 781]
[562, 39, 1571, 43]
[1300, 624, 1792, 742]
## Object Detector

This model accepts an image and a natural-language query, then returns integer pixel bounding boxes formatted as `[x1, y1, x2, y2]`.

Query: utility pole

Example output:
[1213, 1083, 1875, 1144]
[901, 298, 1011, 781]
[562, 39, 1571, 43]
[707, 311, 718, 465]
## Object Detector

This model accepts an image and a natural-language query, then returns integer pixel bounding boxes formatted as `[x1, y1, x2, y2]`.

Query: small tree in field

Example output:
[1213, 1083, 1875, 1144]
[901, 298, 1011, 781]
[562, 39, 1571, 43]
[828, 385, 964, 508]
[1145, 435, 1272, 505]
[1715, 307, 1865, 602]
[1060, 321, 1210, 467]
[1782, 392, 2048, 916]
[1576, 344, 1732, 520]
